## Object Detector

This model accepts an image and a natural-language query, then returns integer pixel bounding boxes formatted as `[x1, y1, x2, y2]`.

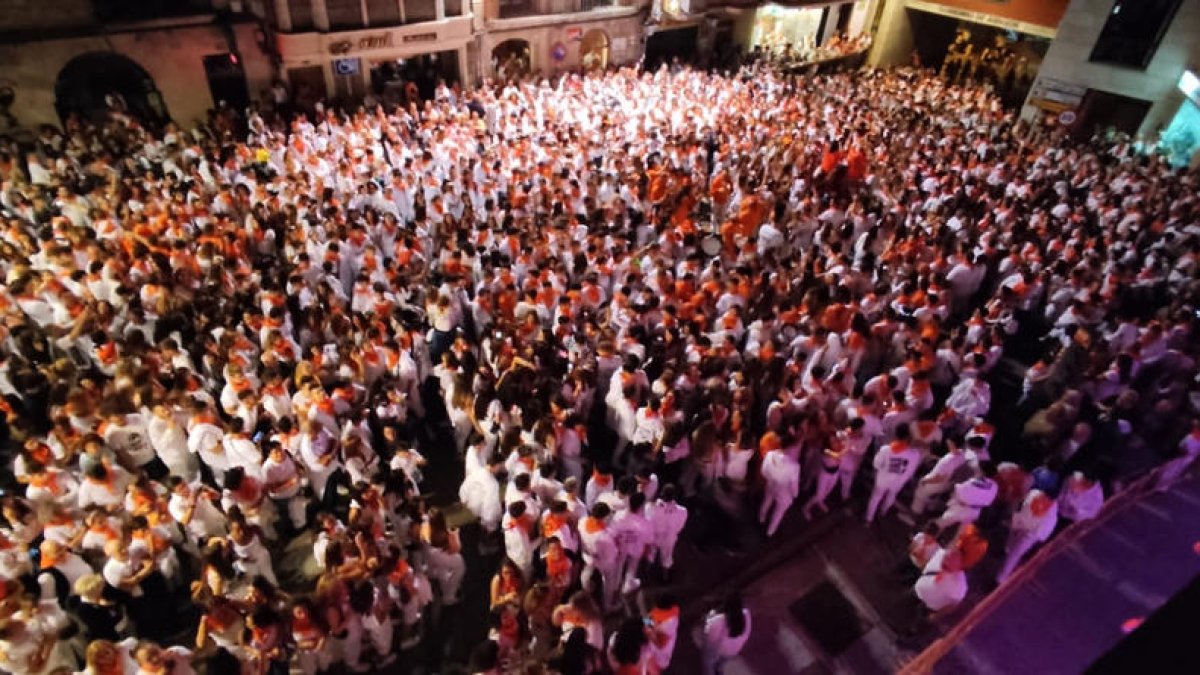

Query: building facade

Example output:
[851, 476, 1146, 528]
[1, 0, 901, 134]
[1024, 0, 1198, 151]
[0, 0, 276, 132]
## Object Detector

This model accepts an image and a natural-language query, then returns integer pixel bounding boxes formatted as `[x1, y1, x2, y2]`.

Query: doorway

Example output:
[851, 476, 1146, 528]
[203, 53, 250, 111]
[1075, 88, 1154, 138]
[492, 39, 532, 80]
[55, 51, 167, 125]
[580, 30, 610, 71]
[369, 50, 460, 105]
[644, 26, 698, 71]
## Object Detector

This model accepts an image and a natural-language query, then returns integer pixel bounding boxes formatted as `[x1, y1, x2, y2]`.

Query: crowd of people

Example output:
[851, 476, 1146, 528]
[0, 57, 1198, 675]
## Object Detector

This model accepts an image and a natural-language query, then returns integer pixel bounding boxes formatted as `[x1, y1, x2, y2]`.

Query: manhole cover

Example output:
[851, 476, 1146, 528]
[788, 581, 868, 656]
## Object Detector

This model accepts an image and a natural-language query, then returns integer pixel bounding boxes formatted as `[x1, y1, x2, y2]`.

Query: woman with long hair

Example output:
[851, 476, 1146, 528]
[702, 592, 752, 675]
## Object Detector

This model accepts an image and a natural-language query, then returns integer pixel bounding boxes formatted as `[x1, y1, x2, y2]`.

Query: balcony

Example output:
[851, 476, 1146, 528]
[497, 0, 616, 19]
[284, 0, 466, 33]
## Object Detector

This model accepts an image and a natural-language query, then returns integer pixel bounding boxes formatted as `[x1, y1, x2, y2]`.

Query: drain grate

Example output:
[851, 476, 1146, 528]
[788, 581, 869, 657]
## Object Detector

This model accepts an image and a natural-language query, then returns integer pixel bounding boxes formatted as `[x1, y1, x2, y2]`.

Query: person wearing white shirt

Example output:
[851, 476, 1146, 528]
[262, 443, 307, 532]
[758, 441, 800, 536]
[837, 418, 874, 500]
[996, 489, 1058, 582]
[611, 492, 653, 596]
[936, 464, 998, 531]
[914, 548, 967, 612]
[167, 478, 227, 544]
[579, 503, 621, 610]
[1057, 471, 1104, 523]
[298, 420, 339, 506]
[702, 594, 752, 675]
[502, 501, 537, 578]
[646, 486, 688, 580]
[911, 441, 967, 515]
[147, 405, 198, 482]
[866, 424, 921, 523]
[103, 412, 162, 479]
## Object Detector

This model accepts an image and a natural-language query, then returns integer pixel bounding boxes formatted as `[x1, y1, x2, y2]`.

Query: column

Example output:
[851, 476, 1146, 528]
[437, 0, 446, 20]
[274, 0, 292, 31]
[313, 0, 331, 31]
[458, 44, 470, 87]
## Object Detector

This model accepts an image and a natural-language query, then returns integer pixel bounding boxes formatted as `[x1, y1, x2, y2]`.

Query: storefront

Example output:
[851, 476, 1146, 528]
[480, 7, 644, 78]
[904, 0, 1063, 107]
[726, 1, 874, 61]
[0, 19, 272, 130]
[1159, 70, 1200, 168]
[275, 16, 475, 106]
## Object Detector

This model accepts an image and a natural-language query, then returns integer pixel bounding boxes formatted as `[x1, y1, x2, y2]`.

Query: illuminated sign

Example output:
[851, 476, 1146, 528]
[329, 32, 395, 55]
[1179, 70, 1200, 107]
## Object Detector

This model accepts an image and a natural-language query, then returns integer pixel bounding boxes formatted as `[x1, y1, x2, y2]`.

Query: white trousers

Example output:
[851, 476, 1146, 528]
[759, 489, 794, 536]
[866, 482, 903, 522]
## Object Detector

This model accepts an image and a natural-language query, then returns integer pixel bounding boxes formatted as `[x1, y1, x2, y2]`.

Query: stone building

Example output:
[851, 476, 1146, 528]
[0, 0, 274, 131]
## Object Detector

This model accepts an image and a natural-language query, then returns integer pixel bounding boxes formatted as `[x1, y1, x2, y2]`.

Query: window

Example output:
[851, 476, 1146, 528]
[405, 0, 437, 22]
[1089, 0, 1182, 69]
[498, 0, 536, 19]
[580, 0, 614, 11]
[288, 0, 315, 31]
[326, 0, 365, 30]
[94, 0, 212, 22]
[445, 0, 464, 17]
[366, 0, 402, 25]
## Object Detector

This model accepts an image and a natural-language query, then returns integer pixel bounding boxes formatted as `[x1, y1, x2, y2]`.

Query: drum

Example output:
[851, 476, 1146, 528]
[700, 235, 722, 257]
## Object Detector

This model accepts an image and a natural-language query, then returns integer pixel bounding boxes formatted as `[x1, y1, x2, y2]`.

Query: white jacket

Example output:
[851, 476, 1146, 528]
[761, 449, 800, 499]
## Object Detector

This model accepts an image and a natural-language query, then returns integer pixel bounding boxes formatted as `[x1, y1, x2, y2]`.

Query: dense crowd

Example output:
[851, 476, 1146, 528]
[0, 60, 1198, 675]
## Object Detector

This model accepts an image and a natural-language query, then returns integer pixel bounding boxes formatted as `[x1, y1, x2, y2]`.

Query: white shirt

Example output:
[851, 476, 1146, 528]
[703, 609, 752, 657]
[914, 549, 967, 611]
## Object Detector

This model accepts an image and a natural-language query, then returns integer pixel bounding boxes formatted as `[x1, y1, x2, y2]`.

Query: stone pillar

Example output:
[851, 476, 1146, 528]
[867, 0, 912, 67]
[274, 0, 293, 31]
[312, 0, 331, 31]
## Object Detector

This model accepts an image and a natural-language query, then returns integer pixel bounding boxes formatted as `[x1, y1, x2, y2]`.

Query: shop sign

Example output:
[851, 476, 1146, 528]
[904, 0, 1057, 39]
[1179, 70, 1200, 107]
[329, 32, 395, 55]
[403, 33, 439, 43]
[565, 27, 583, 42]
[551, 41, 567, 61]
[333, 58, 361, 76]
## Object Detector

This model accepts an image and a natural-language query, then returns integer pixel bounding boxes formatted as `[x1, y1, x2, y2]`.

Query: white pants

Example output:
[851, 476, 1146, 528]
[759, 489, 794, 536]
[308, 464, 336, 501]
[582, 559, 619, 609]
[617, 550, 643, 594]
[838, 456, 865, 500]
[272, 493, 308, 529]
[426, 548, 466, 604]
[806, 470, 840, 511]
[330, 616, 365, 672]
[1156, 454, 1198, 490]
[653, 535, 679, 570]
[911, 480, 950, 515]
[235, 551, 277, 586]
[296, 648, 332, 675]
[936, 503, 982, 531]
[866, 481, 903, 522]
[996, 528, 1041, 582]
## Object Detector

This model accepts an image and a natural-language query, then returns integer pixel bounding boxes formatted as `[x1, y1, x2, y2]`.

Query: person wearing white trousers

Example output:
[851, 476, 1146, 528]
[865, 425, 921, 523]
[837, 418, 873, 500]
[760, 445, 800, 536]
[910, 441, 968, 515]
[647, 486, 688, 578]
[803, 447, 843, 519]
[996, 490, 1058, 583]
[579, 503, 620, 610]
